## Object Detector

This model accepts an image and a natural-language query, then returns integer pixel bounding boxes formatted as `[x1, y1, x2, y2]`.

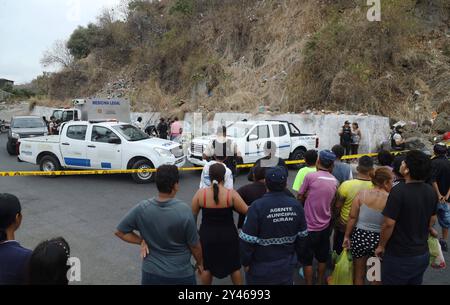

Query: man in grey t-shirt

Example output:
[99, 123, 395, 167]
[332, 145, 353, 185]
[116, 165, 203, 285]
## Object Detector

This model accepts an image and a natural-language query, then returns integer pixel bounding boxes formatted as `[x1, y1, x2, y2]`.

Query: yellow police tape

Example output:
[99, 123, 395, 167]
[0, 151, 408, 177]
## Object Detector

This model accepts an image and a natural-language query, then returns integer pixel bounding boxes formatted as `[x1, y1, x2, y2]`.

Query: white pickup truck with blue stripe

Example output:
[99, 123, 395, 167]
[18, 121, 186, 183]
[188, 120, 319, 169]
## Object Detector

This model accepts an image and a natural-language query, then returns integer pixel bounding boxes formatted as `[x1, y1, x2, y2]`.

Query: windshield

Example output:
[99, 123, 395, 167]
[112, 124, 149, 142]
[227, 123, 251, 138]
[53, 110, 63, 121]
[12, 118, 45, 129]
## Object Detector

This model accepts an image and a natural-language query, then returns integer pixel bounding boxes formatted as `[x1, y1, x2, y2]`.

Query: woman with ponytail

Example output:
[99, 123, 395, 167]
[192, 163, 248, 285]
[0, 194, 32, 285]
[342, 168, 393, 285]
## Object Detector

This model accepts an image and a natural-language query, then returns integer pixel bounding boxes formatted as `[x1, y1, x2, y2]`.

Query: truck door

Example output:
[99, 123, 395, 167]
[86, 126, 123, 170]
[246, 124, 270, 164]
[60, 124, 90, 168]
[272, 123, 291, 159]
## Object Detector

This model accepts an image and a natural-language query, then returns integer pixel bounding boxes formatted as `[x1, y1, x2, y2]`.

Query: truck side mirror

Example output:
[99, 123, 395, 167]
[108, 138, 122, 145]
[248, 134, 259, 142]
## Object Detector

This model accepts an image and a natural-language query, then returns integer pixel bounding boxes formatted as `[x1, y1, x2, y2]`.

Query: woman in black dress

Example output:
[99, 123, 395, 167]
[192, 163, 248, 285]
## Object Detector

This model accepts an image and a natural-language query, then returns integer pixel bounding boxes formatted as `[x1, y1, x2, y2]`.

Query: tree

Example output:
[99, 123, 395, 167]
[40, 40, 74, 69]
[67, 24, 102, 59]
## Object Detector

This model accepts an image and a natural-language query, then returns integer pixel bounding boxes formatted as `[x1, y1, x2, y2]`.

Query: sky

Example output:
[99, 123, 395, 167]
[0, 0, 123, 84]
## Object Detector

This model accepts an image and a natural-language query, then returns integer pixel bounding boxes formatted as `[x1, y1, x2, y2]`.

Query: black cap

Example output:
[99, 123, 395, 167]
[266, 166, 288, 191]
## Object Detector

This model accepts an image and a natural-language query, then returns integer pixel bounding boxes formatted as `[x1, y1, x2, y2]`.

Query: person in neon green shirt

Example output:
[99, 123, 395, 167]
[334, 156, 374, 255]
[293, 150, 318, 193]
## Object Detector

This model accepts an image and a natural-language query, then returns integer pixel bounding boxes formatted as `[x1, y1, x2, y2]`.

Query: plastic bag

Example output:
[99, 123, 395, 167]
[330, 249, 353, 285]
[428, 236, 446, 269]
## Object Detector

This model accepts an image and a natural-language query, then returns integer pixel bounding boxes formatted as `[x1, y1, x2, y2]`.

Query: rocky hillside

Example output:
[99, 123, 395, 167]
[28, 0, 450, 127]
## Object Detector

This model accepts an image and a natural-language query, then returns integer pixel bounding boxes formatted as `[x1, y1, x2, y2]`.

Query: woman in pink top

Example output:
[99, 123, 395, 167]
[170, 117, 183, 141]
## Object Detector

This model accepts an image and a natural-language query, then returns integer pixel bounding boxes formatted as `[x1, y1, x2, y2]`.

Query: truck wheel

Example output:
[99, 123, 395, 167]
[6, 140, 16, 156]
[132, 159, 155, 184]
[290, 148, 307, 170]
[39, 155, 61, 178]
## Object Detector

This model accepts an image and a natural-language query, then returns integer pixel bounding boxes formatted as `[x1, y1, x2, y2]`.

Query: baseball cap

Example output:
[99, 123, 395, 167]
[319, 150, 337, 167]
[266, 166, 288, 191]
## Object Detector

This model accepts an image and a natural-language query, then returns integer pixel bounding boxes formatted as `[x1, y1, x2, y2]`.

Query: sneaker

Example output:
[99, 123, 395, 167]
[439, 239, 448, 252]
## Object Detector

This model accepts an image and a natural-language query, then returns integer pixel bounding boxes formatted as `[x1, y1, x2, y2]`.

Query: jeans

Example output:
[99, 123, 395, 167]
[142, 271, 197, 286]
[381, 253, 429, 285]
[245, 257, 296, 285]
[437, 202, 450, 229]
[342, 143, 352, 156]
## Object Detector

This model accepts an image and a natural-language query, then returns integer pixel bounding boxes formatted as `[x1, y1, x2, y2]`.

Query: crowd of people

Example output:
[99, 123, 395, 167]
[1, 128, 448, 286]
[133, 116, 183, 142]
[113, 135, 448, 286]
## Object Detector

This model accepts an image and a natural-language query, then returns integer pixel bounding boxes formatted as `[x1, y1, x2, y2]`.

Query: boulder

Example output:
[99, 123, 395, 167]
[433, 112, 450, 134]
[405, 137, 433, 153]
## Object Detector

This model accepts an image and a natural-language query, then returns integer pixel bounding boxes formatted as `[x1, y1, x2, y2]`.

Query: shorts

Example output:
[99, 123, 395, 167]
[300, 226, 331, 266]
[437, 202, 450, 229]
[350, 228, 380, 259]
[382, 253, 429, 285]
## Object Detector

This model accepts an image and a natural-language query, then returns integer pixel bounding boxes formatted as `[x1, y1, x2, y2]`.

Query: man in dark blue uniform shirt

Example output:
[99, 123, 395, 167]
[240, 167, 308, 285]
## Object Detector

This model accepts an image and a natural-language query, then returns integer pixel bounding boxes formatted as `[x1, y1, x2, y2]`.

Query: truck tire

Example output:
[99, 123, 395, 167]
[131, 159, 155, 184]
[289, 148, 307, 170]
[39, 155, 61, 178]
[6, 140, 16, 156]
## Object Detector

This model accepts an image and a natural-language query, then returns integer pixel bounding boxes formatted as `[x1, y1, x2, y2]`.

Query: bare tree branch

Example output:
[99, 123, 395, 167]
[40, 40, 74, 69]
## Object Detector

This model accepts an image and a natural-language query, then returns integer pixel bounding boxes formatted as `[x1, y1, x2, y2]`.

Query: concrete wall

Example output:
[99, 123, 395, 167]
[25, 105, 390, 153]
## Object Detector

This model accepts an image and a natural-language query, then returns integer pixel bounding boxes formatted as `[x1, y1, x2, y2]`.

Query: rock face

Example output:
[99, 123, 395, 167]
[433, 112, 450, 134]
[405, 137, 433, 154]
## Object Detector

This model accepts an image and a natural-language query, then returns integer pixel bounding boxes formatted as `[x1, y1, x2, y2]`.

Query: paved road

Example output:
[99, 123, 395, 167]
[0, 134, 448, 285]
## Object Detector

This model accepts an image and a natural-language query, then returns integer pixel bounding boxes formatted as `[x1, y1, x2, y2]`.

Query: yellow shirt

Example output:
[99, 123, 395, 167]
[338, 179, 374, 224]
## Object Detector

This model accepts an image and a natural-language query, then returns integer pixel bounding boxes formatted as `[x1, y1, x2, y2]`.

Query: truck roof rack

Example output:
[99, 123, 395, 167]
[88, 120, 119, 124]
[264, 120, 292, 124]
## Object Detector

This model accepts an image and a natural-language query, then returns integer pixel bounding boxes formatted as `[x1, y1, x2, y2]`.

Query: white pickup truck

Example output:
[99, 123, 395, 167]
[18, 121, 186, 183]
[188, 120, 319, 169]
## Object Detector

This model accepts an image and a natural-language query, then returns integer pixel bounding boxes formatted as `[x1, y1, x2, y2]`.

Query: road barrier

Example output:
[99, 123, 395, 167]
[0, 151, 409, 177]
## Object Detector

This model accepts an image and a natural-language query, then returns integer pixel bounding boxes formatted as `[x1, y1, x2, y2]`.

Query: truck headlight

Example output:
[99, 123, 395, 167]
[154, 148, 173, 158]
[12, 132, 19, 139]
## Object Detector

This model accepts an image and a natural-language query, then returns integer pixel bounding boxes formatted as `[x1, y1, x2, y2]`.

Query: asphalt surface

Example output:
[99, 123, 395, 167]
[0, 133, 448, 285]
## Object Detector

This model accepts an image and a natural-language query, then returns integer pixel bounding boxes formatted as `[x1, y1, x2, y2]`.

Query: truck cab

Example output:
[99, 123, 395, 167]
[52, 108, 80, 123]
